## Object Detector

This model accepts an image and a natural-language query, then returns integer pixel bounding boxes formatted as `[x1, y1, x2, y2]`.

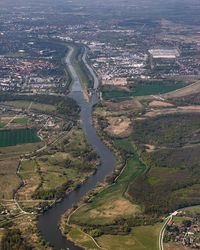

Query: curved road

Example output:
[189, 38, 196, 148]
[38, 45, 116, 250]
[159, 215, 172, 250]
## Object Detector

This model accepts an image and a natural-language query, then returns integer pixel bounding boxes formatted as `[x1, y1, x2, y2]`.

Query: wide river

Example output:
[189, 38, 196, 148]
[38, 46, 116, 250]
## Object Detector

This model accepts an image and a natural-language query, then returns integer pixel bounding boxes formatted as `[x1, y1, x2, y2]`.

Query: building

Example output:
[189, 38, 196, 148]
[148, 49, 180, 70]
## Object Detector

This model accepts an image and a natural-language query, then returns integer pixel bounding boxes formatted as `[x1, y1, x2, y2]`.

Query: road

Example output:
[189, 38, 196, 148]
[82, 47, 99, 90]
[159, 215, 172, 250]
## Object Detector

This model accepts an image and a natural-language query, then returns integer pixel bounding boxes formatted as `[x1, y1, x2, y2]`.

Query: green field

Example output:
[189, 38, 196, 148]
[96, 224, 161, 250]
[0, 228, 4, 242]
[0, 160, 20, 199]
[68, 226, 102, 250]
[4, 101, 56, 113]
[114, 138, 135, 154]
[0, 122, 5, 128]
[0, 128, 40, 147]
[11, 118, 29, 124]
[102, 81, 186, 100]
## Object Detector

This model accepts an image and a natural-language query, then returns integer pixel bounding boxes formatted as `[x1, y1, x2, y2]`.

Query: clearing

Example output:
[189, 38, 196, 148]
[148, 100, 174, 107]
[105, 116, 132, 137]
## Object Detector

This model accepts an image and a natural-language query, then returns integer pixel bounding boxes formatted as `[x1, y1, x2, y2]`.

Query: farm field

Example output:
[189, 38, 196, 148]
[102, 81, 187, 100]
[11, 117, 29, 124]
[0, 142, 43, 160]
[0, 159, 20, 199]
[0, 122, 5, 128]
[68, 226, 102, 250]
[0, 228, 4, 248]
[0, 128, 40, 147]
[96, 224, 161, 250]
[3, 100, 56, 113]
[0, 115, 29, 129]
[0, 228, 4, 238]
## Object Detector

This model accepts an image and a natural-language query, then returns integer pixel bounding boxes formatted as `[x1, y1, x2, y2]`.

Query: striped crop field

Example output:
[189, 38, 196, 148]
[0, 128, 40, 147]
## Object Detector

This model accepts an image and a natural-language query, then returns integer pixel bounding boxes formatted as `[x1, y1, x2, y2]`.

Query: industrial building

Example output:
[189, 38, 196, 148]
[148, 49, 180, 70]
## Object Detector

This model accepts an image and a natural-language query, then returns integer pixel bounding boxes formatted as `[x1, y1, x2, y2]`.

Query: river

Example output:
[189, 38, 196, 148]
[38, 45, 116, 250]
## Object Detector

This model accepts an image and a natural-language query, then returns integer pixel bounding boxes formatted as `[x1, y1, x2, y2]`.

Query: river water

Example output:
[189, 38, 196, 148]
[38, 46, 116, 250]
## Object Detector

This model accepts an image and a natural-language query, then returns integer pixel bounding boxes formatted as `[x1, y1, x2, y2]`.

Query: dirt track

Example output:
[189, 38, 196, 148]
[144, 105, 200, 118]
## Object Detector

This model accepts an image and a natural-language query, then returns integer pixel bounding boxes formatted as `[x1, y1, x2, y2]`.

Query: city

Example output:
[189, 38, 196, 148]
[0, 0, 200, 250]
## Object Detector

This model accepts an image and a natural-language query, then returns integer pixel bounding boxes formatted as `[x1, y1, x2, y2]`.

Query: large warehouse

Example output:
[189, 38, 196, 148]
[148, 49, 180, 70]
[148, 49, 180, 59]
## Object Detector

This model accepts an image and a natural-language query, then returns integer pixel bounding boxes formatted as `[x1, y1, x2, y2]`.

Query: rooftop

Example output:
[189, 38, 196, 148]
[148, 49, 180, 59]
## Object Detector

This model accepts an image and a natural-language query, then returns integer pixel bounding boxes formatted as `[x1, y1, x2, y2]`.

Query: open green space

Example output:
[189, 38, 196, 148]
[0, 160, 20, 199]
[114, 138, 135, 154]
[102, 80, 187, 100]
[4, 100, 56, 113]
[0, 228, 4, 238]
[0, 142, 43, 161]
[70, 138, 146, 225]
[0, 122, 5, 128]
[131, 81, 186, 96]
[102, 87, 133, 100]
[68, 226, 102, 250]
[96, 224, 161, 250]
[11, 118, 29, 124]
[0, 128, 40, 147]
[0, 229, 5, 248]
